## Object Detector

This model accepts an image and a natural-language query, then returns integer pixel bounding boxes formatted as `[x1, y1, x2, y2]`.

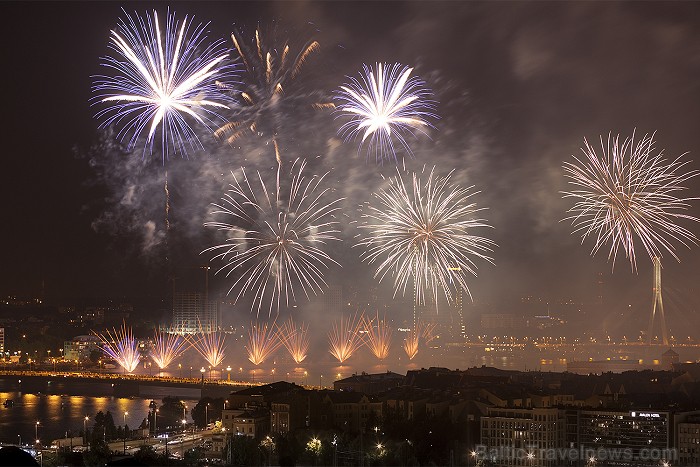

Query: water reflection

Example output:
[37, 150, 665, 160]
[0, 389, 198, 446]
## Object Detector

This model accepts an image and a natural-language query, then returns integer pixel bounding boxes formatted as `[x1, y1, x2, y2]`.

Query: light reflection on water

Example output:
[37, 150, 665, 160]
[0, 385, 198, 447]
[3, 344, 663, 445]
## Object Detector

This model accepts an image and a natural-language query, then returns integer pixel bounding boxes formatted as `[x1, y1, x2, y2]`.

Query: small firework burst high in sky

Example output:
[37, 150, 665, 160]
[361, 312, 392, 361]
[188, 323, 226, 368]
[214, 26, 327, 163]
[358, 166, 495, 305]
[93, 9, 235, 161]
[150, 328, 190, 370]
[563, 131, 700, 271]
[203, 159, 342, 315]
[246, 321, 283, 366]
[277, 317, 310, 364]
[328, 312, 366, 364]
[94, 323, 140, 373]
[335, 62, 437, 163]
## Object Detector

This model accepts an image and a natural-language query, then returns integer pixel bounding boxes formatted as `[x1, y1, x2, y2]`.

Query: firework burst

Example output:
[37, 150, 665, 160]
[94, 323, 140, 373]
[277, 317, 310, 364]
[361, 313, 392, 360]
[93, 9, 236, 161]
[403, 321, 437, 360]
[563, 131, 700, 271]
[335, 62, 437, 163]
[215, 26, 328, 160]
[150, 328, 190, 370]
[189, 323, 226, 368]
[328, 312, 366, 363]
[246, 321, 283, 366]
[203, 159, 342, 315]
[358, 166, 495, 304]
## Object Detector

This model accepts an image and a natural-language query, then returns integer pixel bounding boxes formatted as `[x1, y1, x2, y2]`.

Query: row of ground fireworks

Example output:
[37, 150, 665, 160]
[95, 315, 436, 374]
[92, 10, 699, 322]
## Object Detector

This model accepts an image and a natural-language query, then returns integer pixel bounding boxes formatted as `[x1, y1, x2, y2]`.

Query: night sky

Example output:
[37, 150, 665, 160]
[2, 2, 700, 330]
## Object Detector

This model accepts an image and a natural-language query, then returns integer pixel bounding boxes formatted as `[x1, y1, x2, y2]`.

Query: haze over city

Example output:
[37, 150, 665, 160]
[2, 2, 700, 466]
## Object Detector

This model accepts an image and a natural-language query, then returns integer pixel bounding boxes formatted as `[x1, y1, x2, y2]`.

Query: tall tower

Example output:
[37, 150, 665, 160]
[648, 256, 669, 346]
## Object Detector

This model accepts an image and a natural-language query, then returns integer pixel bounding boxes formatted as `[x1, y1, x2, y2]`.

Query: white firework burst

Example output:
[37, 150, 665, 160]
[203, 159, 342, 315]
[563, 131, 699, 271]
[93, 9, 236, 160]
[358, 166, 495, 304]
[335, 62, 437, 163]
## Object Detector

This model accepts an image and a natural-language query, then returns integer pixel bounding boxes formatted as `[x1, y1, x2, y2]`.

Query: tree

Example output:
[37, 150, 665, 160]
[157, 396, 186, 430]
[191, 397, 224, 428]
[226, 435, 262, 466]
[104, 411, 117, 441]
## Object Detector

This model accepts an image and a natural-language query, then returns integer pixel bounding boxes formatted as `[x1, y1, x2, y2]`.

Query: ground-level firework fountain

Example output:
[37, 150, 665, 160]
[150, 328, 190, 372]
[328, 312, 366, 363]
[247, 321, 283, 366]
[94, 323, 140, 373]
[189, 322, 226, 369]
[362, 313, 392, 361]
[403, 321, 437, 360]
[278, 318, 310, 364]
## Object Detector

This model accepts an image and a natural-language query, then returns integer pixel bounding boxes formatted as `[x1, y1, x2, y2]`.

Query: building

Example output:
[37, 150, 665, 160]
[171, 292, 220, 334]
[63, 335, 100, 362]
[574, 410, 673, 466]
[334, 371, 405, 394]
[480, 406, 566, 467]
[322, 392, 383, 433]
[661, 348, 680, 370]
[230, 408, 270, 438]
[676, 412, 700, 466]
[566, 359, 647, 375]
[0, 327, 4, 354]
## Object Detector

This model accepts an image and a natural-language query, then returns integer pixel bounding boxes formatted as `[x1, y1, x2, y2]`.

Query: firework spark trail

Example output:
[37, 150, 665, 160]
[150, 328, 189, 369]
[246, 321, 283, 365]
[215, 27, 329, 167]
[402, 321, 437, 360]
[203, 159, 342, 315]
[361, 313, 392, 360]
[334, 62, 437, 163]
[358, 166, 495, 305]
[93, 9, 236, 161]
[188, 322, 226, 368]
[277, 317, 310, 364]
[562, 131, 700, 271]
[94, 323, 140, 373]
[328, 312, 366, 363]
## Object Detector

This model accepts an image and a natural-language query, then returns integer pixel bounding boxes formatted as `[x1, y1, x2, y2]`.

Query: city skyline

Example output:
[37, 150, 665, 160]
[2, 1, 700, 330]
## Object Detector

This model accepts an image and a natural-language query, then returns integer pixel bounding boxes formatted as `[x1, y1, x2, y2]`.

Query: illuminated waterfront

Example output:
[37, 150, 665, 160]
[0, 386, 198, 447]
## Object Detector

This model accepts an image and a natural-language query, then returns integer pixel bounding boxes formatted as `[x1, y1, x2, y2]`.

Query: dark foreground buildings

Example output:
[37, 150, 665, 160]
[216, 365, 700, 466]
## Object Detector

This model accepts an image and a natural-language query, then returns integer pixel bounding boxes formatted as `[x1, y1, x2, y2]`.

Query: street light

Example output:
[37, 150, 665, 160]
[123, 411, 129, 454]
[35, 421, 40, 446]
[226, 366, 232, 381]
[200, 367, 205, 383]
[84, 416, 89, 445]
[178, 363, 182, 378]
[181, 419, 187, 454]
[205, 403, 209, 428]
